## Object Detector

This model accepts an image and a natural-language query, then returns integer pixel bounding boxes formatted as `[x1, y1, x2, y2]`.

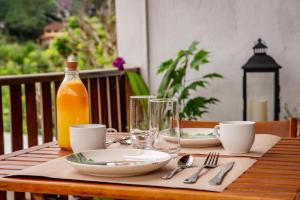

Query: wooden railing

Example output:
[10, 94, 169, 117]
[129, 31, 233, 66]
[0, 68, 137, 154]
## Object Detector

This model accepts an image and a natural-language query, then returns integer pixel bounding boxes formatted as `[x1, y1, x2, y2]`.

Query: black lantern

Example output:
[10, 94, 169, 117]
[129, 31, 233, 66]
[242, 38, 281, 120]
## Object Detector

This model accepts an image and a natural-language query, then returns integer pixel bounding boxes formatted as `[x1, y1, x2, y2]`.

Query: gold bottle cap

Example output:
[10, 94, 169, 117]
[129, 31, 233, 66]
[65, 55, 77, 70]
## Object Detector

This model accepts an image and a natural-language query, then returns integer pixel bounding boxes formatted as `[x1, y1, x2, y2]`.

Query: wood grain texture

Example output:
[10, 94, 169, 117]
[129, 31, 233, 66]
[0, 191, 6, 200]
[25, 83, 38, 147]
[180, 118, 298, 137]
[115, 76, 122, 131]
[14, 192, 25, 200]
[99, 78, 108, 126]
[0, 87, 4, 155]
[0, 138, 299, 200]
[41, 82, 53, 143]
[54, 81, 61, 139]
[0, 68, 139, 86]
[9, 85, 23, 151]
[109, 76, 118, 130]
[89, 78, 99, 124]
[119, 75, 127, 132]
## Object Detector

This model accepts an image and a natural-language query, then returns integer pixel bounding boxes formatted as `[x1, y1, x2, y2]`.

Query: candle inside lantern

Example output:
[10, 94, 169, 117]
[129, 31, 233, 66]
[250, 99, 268, 121]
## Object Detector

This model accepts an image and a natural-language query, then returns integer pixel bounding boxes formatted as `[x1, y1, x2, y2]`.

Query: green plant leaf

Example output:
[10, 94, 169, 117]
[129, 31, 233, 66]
[177, 50, 186, 57]
[187, 40, 199, 54]
[190, 49, 209, 70]
[157, 56, 181, 98]
[125, 71, 150, 96]
[171, 83, 183, 96]
[181, 96, 219, 120]
[179, 80, 208, 101]
[172, 67, 186, 85]
[157, 59, 173, 74]
[203, 73, 223, 79]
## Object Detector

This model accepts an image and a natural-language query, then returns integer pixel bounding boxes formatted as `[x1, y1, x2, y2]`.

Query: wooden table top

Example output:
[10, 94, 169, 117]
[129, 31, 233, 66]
[0, 138, 299, 200]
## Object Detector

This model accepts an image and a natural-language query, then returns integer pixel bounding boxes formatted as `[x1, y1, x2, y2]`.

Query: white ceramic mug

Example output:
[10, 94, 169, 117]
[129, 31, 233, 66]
[214, 121, 255, 153]
[70, 124, 117, 153]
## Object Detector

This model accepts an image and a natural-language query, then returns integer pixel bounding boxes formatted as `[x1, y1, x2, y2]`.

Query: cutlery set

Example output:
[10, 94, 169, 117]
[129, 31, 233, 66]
[161, 152, 235, 185]
[161, 155, 194, 180]
[90, 135, 234, 184]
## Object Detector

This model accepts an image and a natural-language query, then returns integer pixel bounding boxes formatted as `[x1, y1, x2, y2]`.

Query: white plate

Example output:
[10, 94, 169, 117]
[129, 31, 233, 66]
[66, 149, 172, 177]
[163, 128, 221, 147]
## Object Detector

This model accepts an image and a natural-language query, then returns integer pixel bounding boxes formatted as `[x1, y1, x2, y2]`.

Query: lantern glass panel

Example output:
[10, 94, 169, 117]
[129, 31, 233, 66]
[246, 73, 274, 121]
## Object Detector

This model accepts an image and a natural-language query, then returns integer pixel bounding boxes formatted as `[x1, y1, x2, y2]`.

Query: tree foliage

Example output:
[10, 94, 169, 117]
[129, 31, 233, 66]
[0, 0, 57, 40]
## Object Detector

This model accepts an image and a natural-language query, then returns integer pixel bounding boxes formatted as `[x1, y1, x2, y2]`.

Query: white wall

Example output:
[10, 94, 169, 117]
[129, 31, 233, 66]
[115, 0, 150, 83]
[116, 0, 300, 121]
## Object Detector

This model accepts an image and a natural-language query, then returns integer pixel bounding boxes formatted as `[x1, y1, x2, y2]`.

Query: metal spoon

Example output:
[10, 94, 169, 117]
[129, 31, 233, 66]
[161, 155, 194, 180]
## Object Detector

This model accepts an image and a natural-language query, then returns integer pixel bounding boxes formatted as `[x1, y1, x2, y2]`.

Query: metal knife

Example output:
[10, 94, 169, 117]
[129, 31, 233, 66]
[209, 161, 235, 185]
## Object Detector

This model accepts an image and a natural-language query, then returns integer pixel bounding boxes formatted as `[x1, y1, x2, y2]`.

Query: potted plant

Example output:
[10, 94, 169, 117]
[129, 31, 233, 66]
[112, 41, 223, 120]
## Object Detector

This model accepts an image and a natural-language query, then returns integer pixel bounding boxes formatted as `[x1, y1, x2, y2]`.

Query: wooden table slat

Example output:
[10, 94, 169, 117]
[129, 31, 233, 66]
[0, 161, 42, 166]
[0, 165, 30, 170]
[0, 169, 19, 175]
[19, 154, 59, 159]
[0, 142, 56, 160]
[6, 157, 52, 162]
[29, 150, 62, 155]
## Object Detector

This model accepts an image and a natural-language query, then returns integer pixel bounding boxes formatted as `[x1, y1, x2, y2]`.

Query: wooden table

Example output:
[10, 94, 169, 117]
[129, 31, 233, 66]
[0, 138, 299, 200]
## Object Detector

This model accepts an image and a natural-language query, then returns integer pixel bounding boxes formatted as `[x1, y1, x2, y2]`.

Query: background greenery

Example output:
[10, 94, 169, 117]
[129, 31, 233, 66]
[0, 0, 116, 132]
[0, 0, 116, 74]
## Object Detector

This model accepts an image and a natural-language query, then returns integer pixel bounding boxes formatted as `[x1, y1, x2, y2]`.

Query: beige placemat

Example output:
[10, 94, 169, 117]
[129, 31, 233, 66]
[109, 133, 280, 158]
[6, 157, 255, 192]
[181, 134, 280, 157]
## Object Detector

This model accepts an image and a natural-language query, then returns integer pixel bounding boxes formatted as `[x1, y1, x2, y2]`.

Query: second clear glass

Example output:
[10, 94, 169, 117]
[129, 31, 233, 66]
[149, 98, 180, 158]
[130, 96, 156, 149]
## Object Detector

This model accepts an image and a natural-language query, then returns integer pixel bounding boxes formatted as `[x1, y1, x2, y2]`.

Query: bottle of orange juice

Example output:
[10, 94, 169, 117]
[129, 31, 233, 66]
[56, 55, 89, 150]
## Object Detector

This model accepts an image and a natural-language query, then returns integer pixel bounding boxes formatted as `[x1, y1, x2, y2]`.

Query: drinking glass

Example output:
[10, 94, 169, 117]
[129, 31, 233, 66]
[149, 98, 180, 158]
[130, 96, 156, 149]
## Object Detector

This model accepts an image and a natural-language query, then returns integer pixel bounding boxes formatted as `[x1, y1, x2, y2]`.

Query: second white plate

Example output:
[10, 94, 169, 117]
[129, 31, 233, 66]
[163, 128, 221, 147]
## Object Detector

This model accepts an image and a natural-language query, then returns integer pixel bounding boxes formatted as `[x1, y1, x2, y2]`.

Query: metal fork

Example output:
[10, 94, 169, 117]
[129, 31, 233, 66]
[184, 152, 219, 184]
[106, 136, 130, 146]
[119, 138, 132, 145]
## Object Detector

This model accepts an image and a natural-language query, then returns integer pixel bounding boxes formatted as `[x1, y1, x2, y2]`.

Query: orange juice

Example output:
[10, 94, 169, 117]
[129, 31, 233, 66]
[56, 59, 89, 150]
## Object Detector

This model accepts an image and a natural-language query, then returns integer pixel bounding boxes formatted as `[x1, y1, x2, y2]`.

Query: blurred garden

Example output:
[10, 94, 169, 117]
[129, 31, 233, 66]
[0, 0, 116, 75]
[0, 0, 116, 135]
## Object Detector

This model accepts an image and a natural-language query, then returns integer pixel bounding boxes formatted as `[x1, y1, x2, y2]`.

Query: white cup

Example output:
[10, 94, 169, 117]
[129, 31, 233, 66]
[70, 124, 117, 153]
[214, 121, 255, 153]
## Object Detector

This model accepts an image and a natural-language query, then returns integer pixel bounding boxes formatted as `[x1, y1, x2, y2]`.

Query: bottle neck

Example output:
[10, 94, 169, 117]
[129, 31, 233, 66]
[64, 68, 80, 81]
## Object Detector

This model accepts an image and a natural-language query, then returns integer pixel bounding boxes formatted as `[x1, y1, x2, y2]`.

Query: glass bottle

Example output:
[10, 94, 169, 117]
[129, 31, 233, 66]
[56, 56, 89, 150]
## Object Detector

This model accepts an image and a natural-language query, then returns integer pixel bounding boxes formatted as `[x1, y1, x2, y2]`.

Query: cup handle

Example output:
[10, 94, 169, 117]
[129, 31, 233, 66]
[107, 128, 117, 133]
[214, 125, 221, 140]
[106, 128, 118, 142]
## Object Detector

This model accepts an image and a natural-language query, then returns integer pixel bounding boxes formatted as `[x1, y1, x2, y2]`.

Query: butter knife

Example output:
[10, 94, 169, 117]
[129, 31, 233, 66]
[209, 161, 235, 185]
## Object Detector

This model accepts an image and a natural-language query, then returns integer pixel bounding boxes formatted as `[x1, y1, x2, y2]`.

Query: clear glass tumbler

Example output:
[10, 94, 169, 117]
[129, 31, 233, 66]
[130, 96, 156, 149]
[149, 98, 180, 158]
